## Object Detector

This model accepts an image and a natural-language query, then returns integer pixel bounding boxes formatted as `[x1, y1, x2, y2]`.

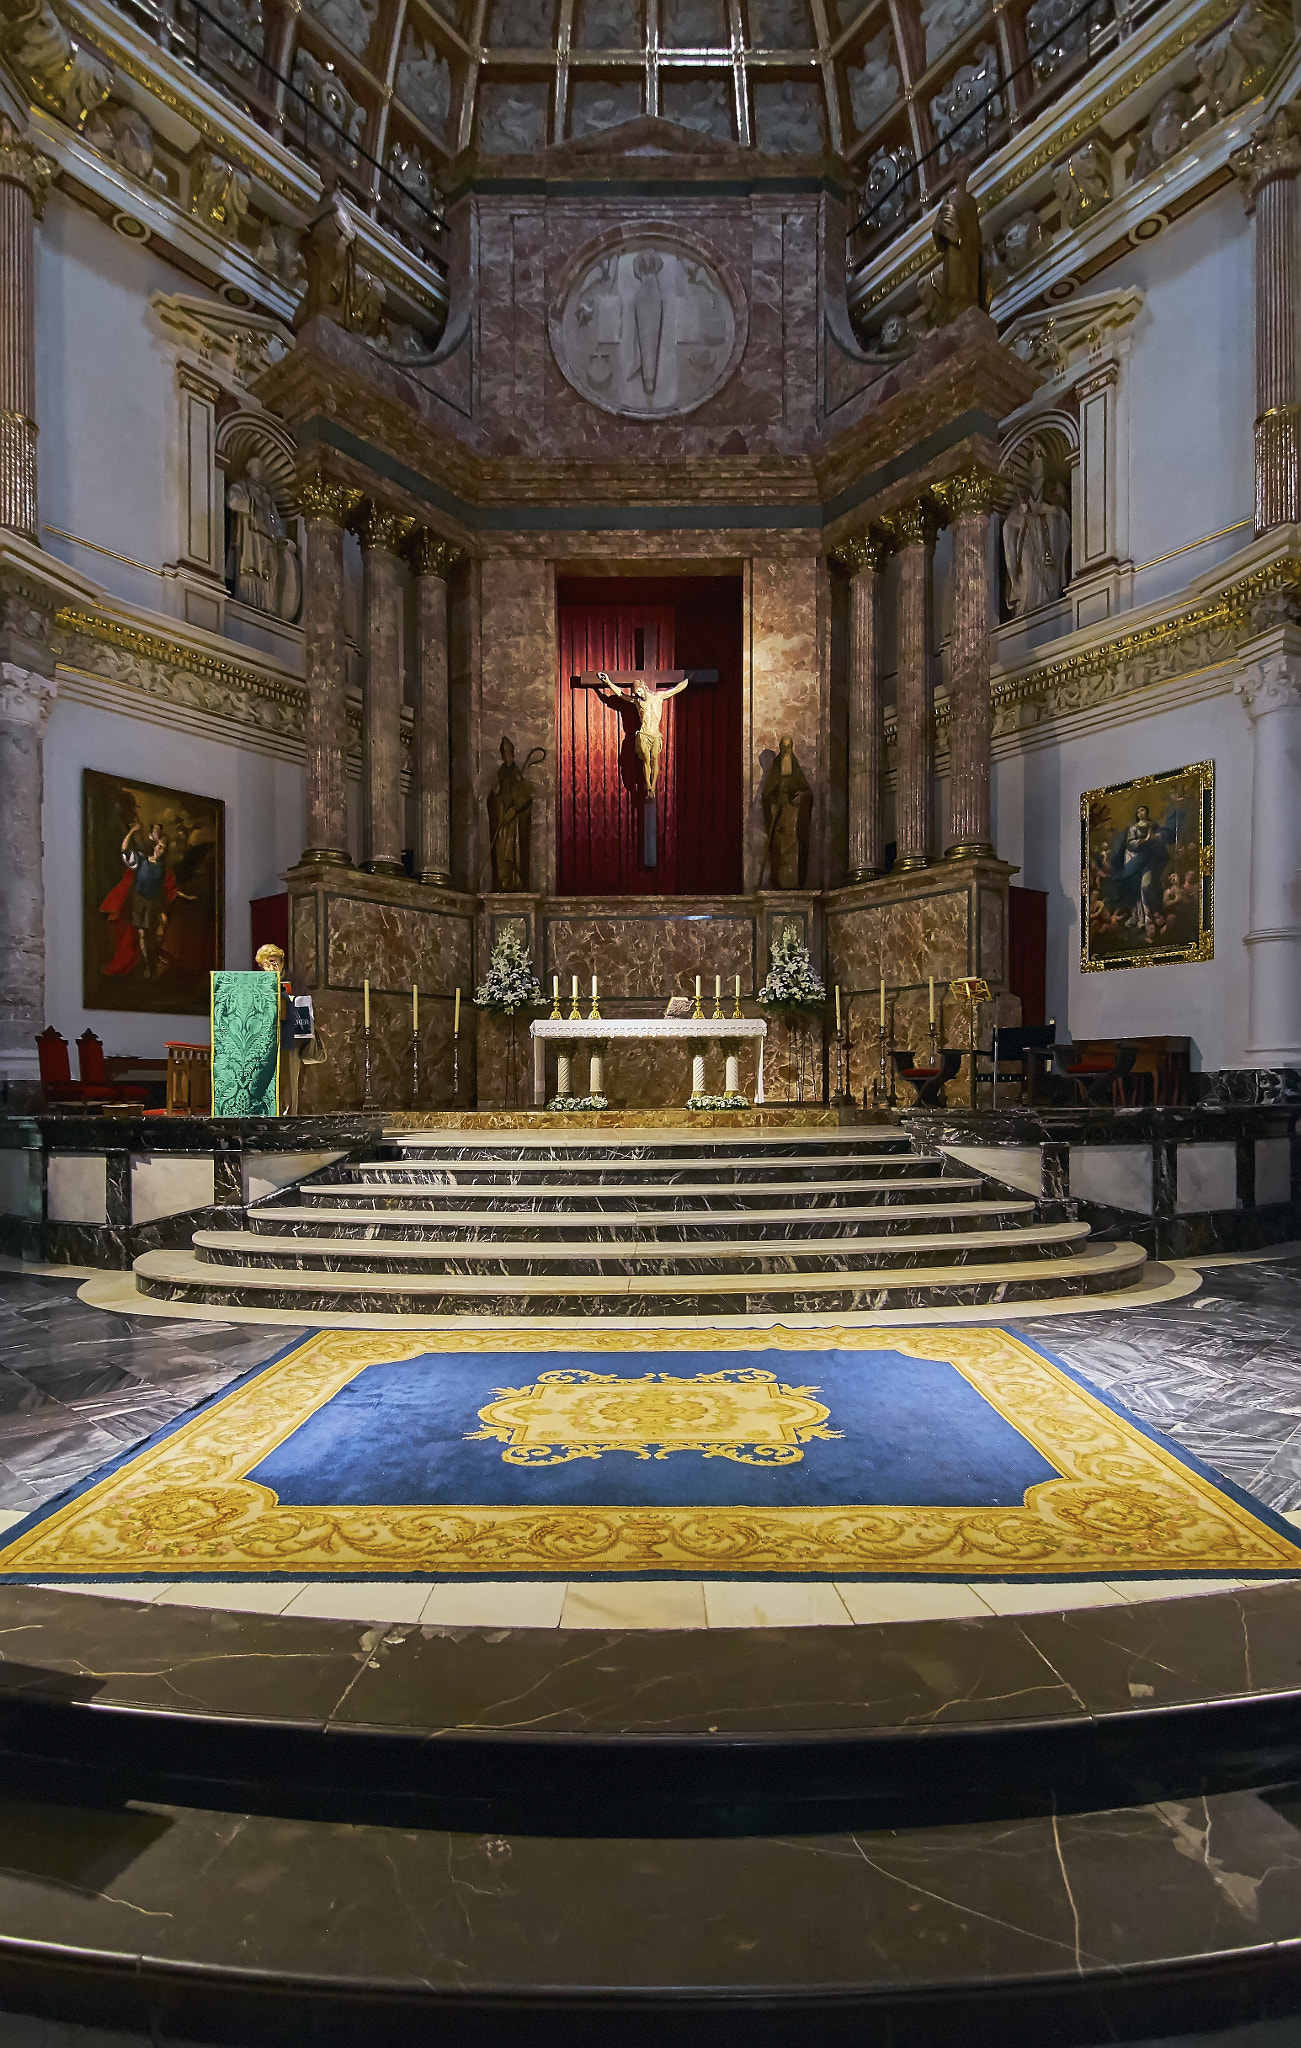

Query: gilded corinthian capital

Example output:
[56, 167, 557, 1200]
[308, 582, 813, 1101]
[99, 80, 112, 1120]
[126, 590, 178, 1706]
[1232, 105, 1301, 210]
[835, 529, 890, 576]
[0, 118, 54, 217]
[879, 497, 939, 549]
[931, 467, 1008, 520]
[295, 472, 363, 525]
[350, 500, 416, 553]
[406, 528, 462, 579]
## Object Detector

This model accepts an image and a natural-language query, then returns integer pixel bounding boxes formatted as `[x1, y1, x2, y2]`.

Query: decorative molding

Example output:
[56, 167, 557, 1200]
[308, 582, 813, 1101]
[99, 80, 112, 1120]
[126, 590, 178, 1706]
[834, 530, 890, 574]
[350, 501, 416, 553]
[932, 468, 1008, 519]
[1237, 650, 1301, 716]
[880, 499, 939, 548]
[151, 292, 294, 392]
[406, 528, 462, 578]
[295, 471, 364, 526]
[52, 604, 307, 751]
[1231, 103, 1301, 209]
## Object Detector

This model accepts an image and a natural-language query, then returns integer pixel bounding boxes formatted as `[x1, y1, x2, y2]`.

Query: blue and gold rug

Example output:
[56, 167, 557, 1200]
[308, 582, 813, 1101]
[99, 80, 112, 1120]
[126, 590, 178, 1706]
[3, 1327, 1300, 1582]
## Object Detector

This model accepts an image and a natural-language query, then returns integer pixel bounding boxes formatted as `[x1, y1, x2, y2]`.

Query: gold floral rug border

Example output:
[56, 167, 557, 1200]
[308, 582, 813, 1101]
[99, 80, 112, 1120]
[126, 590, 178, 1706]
[2, 1328, 1298, 1580]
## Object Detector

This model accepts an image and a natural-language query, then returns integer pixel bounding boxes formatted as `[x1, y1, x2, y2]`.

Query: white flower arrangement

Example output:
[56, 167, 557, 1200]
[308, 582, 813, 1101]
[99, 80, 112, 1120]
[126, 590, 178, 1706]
[687, 1091, 750, 1111]
[474, 925, 544, 1017]
[756, 920, 826, 1017]
[547, 1093, 609, 1112]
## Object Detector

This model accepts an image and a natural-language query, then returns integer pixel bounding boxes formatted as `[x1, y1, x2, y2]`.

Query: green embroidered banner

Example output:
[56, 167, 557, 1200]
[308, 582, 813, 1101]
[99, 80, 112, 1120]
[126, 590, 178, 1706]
[210, 971, 279, 1117]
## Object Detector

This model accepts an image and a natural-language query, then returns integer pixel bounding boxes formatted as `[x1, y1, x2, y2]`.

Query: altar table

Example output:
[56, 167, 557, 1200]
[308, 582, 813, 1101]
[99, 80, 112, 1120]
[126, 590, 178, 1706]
[530, 1016, 768, 1105]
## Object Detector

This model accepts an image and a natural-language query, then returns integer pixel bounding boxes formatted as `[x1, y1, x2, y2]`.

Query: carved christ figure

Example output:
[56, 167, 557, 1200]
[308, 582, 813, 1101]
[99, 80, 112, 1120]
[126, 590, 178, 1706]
[572, 663, 720, 798]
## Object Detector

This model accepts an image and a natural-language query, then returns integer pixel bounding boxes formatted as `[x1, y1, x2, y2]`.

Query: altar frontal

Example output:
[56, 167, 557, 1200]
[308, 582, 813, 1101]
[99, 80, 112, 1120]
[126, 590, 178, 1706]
[3, 1328, 1299, 1585]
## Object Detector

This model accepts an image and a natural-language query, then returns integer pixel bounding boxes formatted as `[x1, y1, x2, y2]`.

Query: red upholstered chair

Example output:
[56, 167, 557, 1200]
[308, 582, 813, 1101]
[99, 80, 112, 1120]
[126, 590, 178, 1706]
[76, 1031, 148, 1104]
[35, 1028, 124, 1110]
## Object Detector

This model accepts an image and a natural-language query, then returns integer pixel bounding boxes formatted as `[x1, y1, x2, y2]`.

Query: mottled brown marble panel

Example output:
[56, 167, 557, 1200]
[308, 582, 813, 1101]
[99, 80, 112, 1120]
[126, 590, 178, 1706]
[479, 557, 556, 895]
[297, 992, 465, 1114]
[544, 914, 756, 1001]
[748, 556, 823, 892]
[828, 884, 970, 991]
[325, 896, 473, 994]
[292, 896, 319, 990]
[978, 885, 1007, 982]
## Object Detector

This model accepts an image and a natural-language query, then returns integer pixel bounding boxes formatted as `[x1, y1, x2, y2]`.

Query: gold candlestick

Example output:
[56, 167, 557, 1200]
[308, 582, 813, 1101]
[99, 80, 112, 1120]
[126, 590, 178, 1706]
[712, 973, 723, 1021]
[569, 973, 581, 1023]
[693, 974, 703, 1020]
[550, 974, 561, 1021]
[732, 972, 742, 1020]
[588, 973, 601, 1023]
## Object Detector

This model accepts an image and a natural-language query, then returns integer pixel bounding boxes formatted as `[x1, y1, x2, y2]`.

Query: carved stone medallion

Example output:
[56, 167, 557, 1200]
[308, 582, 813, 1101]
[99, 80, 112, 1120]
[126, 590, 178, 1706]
[550, 227, 746, 418]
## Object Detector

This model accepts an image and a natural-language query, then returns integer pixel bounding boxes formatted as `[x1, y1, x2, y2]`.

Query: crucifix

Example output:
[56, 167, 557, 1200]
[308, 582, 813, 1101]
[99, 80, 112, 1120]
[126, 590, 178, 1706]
[572, 642, 719, 867]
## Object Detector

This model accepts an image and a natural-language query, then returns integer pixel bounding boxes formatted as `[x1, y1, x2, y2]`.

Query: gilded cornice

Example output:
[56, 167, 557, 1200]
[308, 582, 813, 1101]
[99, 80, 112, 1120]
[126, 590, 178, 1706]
[931, 467, 1009, 519]
[295, 472, 364, 525]
[1231, 104, 1301, 206]
[834, 530, 891, 574]
[879, 499, 940, 549]
[53, 605, 307, 744]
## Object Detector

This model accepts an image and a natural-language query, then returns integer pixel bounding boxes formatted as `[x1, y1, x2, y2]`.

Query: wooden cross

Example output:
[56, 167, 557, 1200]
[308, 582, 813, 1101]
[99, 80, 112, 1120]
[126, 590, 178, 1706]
[571, 657, 719, 867]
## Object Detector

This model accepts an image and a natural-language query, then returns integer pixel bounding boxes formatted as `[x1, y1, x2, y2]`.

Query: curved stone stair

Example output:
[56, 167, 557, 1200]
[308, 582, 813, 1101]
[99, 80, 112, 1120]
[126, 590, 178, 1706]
[132, 1124, 1149, 1318]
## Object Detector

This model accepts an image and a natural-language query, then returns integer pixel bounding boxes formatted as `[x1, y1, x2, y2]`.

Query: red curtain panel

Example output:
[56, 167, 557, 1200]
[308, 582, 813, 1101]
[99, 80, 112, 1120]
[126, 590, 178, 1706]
[556, 578, 742, 895]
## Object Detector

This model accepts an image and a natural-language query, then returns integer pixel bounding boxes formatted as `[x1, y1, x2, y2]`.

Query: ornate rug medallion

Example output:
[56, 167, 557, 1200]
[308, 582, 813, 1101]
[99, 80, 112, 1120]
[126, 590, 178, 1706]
[469, 1366, 840, 1467]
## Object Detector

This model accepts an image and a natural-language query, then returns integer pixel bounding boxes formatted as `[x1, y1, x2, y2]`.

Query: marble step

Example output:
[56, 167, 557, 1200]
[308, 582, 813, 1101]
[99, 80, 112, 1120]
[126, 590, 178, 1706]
[284, 1173, 990, 1211]
[383, 1127, 910, 1154]
[133, 1237, 1149, 1313]
[191, 1221, 1091, 1275]
[329, 1157, 957, 1188]
[245, 1196, 1039, 1240]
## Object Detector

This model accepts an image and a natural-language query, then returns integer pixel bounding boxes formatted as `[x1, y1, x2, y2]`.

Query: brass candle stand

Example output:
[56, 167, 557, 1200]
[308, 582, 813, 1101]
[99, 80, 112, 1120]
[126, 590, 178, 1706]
[951, 977, 992, 1110]
[360, 1023, 376, 1110]
[410, 1029, 420, 1110]
[869, 1001, 897, 1109]
[451, 1030, 460, 1106]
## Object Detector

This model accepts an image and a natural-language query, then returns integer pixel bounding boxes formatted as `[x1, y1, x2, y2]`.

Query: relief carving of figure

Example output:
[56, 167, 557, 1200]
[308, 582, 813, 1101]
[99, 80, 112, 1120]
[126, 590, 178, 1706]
[226, 457, 301, 621]
[479, 82, 548, 150]
[395, 29, 451, 131]
[1199, 0, 1292, 119]
[293, 51, 366, 170]
[661, 76, 732, 138]
[761, 736, 812, 889]
[1002, 444, 1071, 615]
[5, 0, 112, 129]
[487, 736, 540, 891]
[919, 160, 983, 326]
[84, 101, 162, 185]
[1053, 139, 1109, 227]
[630, 251, 665, 393]
[847, 27, 898, 135]
[1132, 89, 1191, 179]
[304, 0, 378, 56]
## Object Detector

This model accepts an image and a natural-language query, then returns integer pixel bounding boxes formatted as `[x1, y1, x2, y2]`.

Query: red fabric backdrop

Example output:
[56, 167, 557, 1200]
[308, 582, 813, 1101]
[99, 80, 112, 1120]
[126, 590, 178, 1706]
[556, 578, 742, 895]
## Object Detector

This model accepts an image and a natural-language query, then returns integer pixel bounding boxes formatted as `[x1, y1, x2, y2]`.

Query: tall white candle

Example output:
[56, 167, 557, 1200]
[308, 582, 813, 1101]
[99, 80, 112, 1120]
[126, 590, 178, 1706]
[835, 984, 842, 1033]
[363, 978, 370, 1028]
[572, 975, 578, 1003]
[879, 977, 885, 1028]
[412, 983, 418, 1031]
[553, 974, 559, 1002]
[592, 974, 598, 1000]
[453, 987, 460, 1035]
[695, 974, 701, 1000]
[715, 975, 721, 1004]
[929, 975, 935, 1023]
[735, 974, 741, 1004]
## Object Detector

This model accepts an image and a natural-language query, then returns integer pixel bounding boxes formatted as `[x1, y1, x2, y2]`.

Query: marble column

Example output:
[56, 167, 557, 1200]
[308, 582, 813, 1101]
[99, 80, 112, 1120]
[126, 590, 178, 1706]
[407, 528, 458, 887]
[297, 474, 360, 865]
[936, 469, 1001, 859]
[841, 531, 887, 883]
[887, 500, 936, 871]
[354, 502, 414, 877]
[0, 657, 56, 1100]
[0, 122, 51, 540]
[1239, 624, 1301, 1065]
[1236, 109, 1301, 533]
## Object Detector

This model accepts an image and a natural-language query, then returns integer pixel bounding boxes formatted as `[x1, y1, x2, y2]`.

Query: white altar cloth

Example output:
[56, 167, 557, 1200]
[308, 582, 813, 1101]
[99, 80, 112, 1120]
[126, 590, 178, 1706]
[530, 1016, 768, 1105]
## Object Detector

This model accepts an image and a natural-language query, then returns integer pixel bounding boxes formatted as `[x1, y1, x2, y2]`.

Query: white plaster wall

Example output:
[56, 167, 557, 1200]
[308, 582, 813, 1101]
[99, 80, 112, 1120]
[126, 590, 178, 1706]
[1093, 186, 1255, 604]
[35, 192, 214, 612]
[42, 698, 305, 1058]
[993, 682, 1252, 1070]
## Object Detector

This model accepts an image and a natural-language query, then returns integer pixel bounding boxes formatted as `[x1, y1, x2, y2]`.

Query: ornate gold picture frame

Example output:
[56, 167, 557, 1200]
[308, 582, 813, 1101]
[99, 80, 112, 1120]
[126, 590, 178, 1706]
[1081, 761, 1213, 973]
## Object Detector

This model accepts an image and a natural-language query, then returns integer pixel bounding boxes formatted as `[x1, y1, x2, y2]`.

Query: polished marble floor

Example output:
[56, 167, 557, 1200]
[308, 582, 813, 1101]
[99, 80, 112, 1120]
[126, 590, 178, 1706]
[2, 1256, 1301, 1628]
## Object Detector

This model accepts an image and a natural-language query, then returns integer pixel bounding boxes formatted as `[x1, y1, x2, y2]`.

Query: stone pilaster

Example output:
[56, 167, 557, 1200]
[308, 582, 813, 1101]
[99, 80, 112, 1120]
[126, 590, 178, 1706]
[352, 501, 414, 877]
[934, 468, 1002, 859]
[0, 121, 52, 542]
[408, 528, 459, 887]
[840, 530, 888, 883]
[296, 472, 360, 865]
[1235, 108, 1301, 533]
[1238, 624, 1301, 1064]
[0, 641, 56, 1101]
[884, 499, 936, 871]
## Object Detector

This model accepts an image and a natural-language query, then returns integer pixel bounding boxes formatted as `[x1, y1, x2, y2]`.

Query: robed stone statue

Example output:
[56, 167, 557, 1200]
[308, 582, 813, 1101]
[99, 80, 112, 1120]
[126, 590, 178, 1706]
[487, 736, 540, 891]
[919, 163, 984, 329]
[761, 735, 813, 889]
[1002, 446, 1072, 615]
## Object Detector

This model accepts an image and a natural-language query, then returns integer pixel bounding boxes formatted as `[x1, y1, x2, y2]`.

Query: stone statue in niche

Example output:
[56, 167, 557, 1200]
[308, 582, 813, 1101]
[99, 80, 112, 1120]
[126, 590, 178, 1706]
[1002, 444, 1071, 615]
[761, 737, 812, 889]
[556, 235, 738, 417]
[226, 458, 301, 621]
[919, 161, 983, 327]
[487, 737, 542, 891]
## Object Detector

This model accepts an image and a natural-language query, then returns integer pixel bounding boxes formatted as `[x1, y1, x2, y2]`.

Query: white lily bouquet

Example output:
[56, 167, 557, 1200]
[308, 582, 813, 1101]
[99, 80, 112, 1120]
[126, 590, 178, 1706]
[473, 925, 544, 1016]
[756, 920, 826, 1018]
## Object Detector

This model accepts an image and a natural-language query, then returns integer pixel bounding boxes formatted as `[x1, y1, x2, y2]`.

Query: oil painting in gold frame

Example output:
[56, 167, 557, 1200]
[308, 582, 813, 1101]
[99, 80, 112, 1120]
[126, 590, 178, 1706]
[1081, 762, 1213, 973]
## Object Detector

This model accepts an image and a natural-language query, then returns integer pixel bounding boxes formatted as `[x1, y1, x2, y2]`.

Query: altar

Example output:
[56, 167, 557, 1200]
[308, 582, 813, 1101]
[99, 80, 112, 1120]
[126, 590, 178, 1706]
[531, 1017, 768, 1107]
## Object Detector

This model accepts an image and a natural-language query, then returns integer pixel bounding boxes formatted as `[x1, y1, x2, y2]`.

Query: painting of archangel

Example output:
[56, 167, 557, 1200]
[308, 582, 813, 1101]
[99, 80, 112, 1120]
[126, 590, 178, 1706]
[82, 770, 225, 1013]
[1080, 761, 1213, 972]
